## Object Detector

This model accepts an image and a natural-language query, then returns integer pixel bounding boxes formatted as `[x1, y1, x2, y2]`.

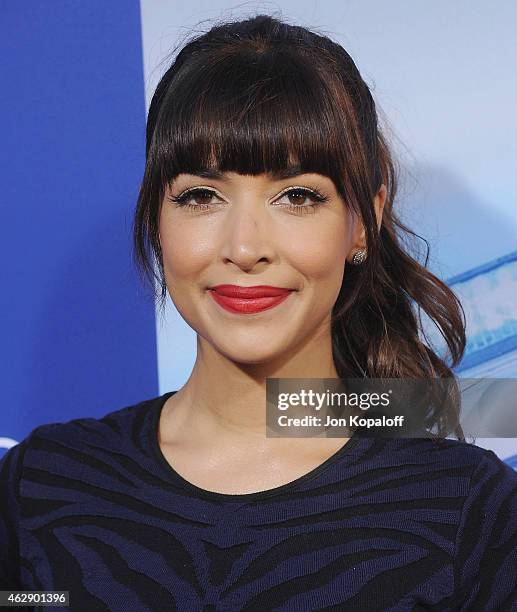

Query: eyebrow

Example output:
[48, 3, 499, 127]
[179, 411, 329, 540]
[188, 166, 309, 181]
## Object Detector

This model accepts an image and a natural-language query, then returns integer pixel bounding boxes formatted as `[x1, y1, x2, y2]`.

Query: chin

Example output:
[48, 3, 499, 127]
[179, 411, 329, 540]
[211, 337, 287, 365]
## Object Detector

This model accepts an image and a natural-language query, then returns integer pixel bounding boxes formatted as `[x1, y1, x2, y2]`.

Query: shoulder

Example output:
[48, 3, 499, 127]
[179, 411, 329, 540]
[0, 393, 165, 482]
[368, 435, 516, 479]
[0, 393, 166, 587]
[407, 437, 517, 499]
[444, 441, 517, 607]
[384, 435, 516, 475]
[44, 393, 161, 441]
[367, 437, 517, 607]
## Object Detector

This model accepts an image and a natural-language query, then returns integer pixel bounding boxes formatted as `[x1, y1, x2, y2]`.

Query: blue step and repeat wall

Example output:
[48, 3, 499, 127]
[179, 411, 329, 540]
[2, 1, 517, 469]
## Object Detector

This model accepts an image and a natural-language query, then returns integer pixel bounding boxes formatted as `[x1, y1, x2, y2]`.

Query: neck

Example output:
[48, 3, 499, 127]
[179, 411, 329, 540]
[165, 326, 339, 441]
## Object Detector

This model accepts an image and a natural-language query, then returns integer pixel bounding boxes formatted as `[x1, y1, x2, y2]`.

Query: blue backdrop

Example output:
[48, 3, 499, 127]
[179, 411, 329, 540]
[1, 1, 158, 448]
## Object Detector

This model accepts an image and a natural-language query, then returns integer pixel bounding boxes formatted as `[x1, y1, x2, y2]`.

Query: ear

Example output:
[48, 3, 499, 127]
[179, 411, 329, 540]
[348, 184, 387, 260]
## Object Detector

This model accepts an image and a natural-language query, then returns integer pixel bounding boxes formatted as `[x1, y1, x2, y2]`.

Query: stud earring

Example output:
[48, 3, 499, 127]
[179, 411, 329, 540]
[352, 249, 367, 265]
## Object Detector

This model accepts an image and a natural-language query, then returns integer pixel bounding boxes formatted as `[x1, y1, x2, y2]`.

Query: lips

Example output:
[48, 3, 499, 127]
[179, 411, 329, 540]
[208, 284, 294, 314]
[210, 285, 293, 298]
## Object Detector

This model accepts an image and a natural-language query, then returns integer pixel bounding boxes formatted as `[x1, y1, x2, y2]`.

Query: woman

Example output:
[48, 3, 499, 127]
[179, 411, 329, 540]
[1, 14, 516, 610]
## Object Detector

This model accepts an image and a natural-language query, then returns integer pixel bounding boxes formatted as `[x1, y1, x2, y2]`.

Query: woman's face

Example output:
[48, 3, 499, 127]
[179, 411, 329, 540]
[159, 171, 361, 365]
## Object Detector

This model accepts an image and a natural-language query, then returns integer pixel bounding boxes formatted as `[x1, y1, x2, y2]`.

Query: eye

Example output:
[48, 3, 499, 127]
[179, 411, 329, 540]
[167, 185, 330, 214]
[168, 187, 222, 211]
[274, 187, 329, 214]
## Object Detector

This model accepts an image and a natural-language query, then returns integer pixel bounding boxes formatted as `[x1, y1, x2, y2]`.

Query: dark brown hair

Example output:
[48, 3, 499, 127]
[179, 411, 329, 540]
[132, 14, 467, 441]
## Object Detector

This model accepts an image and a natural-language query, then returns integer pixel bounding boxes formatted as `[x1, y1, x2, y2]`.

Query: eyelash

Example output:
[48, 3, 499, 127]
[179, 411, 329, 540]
[167, 186, 329, 214]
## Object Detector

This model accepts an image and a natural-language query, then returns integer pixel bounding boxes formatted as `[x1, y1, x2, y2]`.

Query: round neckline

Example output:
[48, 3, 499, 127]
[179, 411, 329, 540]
[148, 390, 363, 502]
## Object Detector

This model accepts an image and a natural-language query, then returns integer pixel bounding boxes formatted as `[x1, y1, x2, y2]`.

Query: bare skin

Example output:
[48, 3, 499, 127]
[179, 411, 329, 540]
[158, 171, 386, 494]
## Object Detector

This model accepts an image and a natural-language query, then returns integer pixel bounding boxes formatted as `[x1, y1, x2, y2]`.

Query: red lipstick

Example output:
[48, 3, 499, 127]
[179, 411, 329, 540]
[208, 284, 294, 314]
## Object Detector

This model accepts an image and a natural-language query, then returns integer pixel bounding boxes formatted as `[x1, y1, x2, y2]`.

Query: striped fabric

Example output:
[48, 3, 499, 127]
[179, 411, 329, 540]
[1, 391, 516, 611]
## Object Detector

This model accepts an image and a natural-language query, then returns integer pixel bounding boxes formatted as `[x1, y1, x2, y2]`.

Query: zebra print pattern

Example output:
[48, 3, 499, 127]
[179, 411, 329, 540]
[1, 390, 516, 611]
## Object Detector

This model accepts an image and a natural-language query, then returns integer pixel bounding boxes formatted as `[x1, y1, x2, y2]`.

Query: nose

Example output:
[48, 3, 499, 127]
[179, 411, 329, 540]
[219, 200, 275, 271]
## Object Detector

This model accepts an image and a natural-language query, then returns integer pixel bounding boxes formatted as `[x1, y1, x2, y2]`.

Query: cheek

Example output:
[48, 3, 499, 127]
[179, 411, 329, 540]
[289, 217, 349, 282]
[159, 217, 215, 280]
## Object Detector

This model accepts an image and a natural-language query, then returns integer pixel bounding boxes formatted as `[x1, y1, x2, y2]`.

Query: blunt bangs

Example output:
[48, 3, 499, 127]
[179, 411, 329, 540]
[151, 45, 355, 202]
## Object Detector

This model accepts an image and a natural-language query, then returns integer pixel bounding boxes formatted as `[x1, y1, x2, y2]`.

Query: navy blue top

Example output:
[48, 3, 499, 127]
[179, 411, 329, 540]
[1, 390, 517, 611]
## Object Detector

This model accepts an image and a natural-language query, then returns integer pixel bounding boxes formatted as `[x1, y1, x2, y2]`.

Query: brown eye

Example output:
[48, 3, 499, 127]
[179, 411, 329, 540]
[287, 190, 309, 206]
[190, 189, 216, 206]
[168, 188, 221, 210]
[275, 187, 330, 213]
